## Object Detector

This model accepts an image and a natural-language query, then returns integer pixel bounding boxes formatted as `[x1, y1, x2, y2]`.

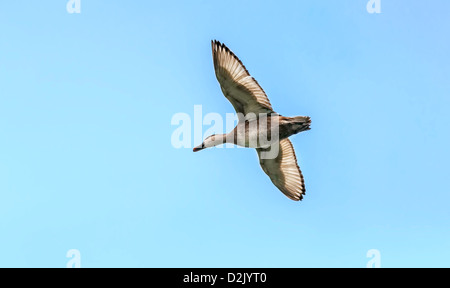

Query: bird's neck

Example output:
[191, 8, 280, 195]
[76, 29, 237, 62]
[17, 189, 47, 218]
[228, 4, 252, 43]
[212, 133, 229, 147]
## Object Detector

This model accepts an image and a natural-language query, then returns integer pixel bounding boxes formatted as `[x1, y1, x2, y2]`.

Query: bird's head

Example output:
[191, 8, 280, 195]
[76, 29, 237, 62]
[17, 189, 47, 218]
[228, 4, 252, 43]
[193, 134, 224, 152]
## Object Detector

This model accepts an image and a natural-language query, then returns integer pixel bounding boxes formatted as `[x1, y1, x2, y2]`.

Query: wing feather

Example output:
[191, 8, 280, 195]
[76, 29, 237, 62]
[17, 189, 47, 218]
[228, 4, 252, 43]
[256, 139, 306, 201]
[212, 40, 275, 119]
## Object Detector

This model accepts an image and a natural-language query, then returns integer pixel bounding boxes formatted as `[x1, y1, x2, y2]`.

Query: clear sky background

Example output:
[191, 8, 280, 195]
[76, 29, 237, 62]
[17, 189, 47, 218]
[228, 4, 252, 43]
[0, 1, 449, 268]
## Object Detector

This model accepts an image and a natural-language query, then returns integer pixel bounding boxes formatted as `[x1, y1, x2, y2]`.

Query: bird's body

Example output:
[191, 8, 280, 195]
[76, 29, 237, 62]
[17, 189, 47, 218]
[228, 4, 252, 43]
[194, 40, 311, 201]
[228, 115, 311, 149]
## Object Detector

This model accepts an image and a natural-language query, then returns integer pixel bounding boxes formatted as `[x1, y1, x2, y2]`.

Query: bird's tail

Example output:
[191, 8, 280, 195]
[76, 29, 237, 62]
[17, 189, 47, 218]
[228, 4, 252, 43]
[283, 116, 311, 134]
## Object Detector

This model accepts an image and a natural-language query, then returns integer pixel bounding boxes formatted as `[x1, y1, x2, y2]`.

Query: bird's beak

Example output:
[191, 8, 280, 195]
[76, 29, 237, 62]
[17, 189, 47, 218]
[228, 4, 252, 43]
[193, 144, 204, 152]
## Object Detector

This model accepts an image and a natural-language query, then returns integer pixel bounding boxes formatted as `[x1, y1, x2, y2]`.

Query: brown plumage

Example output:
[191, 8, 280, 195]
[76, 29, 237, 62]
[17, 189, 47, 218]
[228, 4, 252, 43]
[194, 40, 311, 201]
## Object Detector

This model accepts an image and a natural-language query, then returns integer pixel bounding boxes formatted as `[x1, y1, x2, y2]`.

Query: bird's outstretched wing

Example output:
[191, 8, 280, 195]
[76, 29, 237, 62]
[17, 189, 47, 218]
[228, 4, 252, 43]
[212, 40, 275, 120]
[256, 139, 306, 201]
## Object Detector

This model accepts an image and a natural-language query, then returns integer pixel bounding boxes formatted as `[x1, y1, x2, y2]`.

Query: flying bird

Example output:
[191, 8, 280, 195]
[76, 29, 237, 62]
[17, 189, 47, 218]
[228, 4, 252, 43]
[193, 40, 311, 201]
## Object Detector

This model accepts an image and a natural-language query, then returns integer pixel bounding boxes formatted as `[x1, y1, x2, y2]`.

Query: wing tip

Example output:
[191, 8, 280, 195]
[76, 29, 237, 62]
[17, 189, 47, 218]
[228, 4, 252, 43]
[211, 40, 234, 56]
[211, 40, 233, 56]
[211, 40, 223, 49]
[289, 190, 305, 202]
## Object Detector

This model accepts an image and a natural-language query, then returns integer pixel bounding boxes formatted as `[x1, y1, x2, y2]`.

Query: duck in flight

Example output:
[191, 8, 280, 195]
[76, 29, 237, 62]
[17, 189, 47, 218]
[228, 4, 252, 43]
[193, 40, 311, 201]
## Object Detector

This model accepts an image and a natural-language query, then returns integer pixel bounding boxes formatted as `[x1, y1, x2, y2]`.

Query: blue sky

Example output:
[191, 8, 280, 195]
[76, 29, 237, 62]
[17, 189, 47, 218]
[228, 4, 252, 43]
[0, 1, 449, 267]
